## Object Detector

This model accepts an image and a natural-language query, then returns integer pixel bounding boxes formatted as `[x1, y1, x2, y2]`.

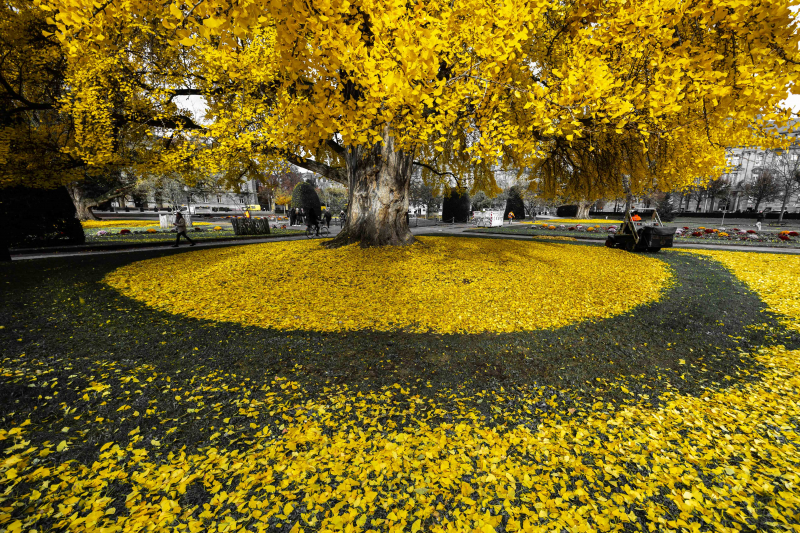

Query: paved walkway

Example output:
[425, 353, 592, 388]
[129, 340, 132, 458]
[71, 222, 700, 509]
[10, 222, 800, 260]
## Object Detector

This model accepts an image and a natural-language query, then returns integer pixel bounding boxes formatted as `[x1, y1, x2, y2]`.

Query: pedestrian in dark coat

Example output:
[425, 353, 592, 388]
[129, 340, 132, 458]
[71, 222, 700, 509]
[323, 210, 332, 228]
[171, 212, 196, 247]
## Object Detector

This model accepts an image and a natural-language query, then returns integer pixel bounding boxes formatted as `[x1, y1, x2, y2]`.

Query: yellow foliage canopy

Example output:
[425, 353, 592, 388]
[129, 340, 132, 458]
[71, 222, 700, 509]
[30, 0, 800, 200]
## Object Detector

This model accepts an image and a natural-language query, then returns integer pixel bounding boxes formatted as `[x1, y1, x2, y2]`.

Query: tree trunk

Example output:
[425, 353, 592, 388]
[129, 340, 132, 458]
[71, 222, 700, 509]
[576, 200, 590, 219]
[67, 185, 100, 221]
[779, 186, 790, 222]
[325, 127, 415, 248]
[621, 175, 633, 214]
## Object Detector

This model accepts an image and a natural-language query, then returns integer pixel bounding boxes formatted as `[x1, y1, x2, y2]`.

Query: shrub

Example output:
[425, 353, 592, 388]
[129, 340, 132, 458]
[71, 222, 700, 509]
[213, 226, 223, 231]
[556, 204, 578, 217]
[119, 229, 131, 235]
[683, 226, 690, 230]
[568, 226, 576, 231]
[0, 186, 85, 249]
[790, 231, 800, 237]
[779, 235, 791, 241]
[547, 225, 556, 230]
[747, 229, 757, 234]
[692, 231, 703, 237]
[231, 218, 270, 236]
[718, 232, 729, 237]
[704, 228, 715, 234]
[147, 228, 157, 233]
[441, 188, 471, 223]
[291, 180, 322, 219]
[97, 230, 108, 236]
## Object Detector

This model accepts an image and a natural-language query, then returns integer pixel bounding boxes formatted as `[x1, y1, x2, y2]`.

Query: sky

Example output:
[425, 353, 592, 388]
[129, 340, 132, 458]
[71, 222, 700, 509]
[176, 93, 800, 126]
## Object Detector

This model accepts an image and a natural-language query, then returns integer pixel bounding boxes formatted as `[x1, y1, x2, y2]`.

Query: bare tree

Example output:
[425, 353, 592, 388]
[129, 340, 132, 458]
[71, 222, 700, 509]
[746, 171, 783, 212]
[704, 177, 730, 211]
[763, 147, 800, 221]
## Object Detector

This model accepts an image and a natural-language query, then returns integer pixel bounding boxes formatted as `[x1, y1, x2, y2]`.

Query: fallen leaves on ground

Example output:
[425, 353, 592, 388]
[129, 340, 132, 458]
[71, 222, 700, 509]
[687, 250, 800, 333]
[103, 237, 671, 334]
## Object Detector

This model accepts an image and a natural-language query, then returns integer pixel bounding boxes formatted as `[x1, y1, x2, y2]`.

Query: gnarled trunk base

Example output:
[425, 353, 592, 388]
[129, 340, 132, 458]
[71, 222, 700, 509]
[67, 185, 100, 221]
[325, 129, 414, 248]
[576, 200, 591, 219]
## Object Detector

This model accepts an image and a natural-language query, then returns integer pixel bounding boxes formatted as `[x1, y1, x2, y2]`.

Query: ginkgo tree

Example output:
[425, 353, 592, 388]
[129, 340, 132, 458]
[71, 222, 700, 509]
[34, 0, 800, 247]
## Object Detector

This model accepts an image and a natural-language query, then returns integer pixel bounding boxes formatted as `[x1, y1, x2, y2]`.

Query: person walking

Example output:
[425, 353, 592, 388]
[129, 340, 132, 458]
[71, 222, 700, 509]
[289, 208, 296, 226]
[299, 207, 305, 225]
[172, 212, 196, 247]
[339, 210, 345, 227]
[756, 211, 764, 231]
[508, 211, 514, 224]
[323, 209, 332, 228]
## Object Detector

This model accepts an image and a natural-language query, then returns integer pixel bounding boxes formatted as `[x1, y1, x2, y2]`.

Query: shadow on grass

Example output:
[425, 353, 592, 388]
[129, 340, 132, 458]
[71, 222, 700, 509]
[0, 243, 796, 457]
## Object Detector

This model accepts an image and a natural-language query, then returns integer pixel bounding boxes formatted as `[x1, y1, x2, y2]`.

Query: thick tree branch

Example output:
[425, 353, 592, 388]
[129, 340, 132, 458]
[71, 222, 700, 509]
[326, 138, 346, 157]
[412, 161, 458, 180]
[111, 112, 206, 131]
[0, 71, 54, 111]
[267, 148, 347, 185]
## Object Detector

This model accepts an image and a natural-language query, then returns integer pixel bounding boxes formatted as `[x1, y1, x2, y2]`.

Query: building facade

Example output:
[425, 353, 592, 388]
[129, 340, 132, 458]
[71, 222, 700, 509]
[710, 120, 800, 213]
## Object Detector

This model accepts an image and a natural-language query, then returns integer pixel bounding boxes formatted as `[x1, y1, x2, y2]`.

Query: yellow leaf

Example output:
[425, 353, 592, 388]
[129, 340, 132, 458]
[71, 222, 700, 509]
[56, 440, 67, 452]
[411, 519, 422, 532]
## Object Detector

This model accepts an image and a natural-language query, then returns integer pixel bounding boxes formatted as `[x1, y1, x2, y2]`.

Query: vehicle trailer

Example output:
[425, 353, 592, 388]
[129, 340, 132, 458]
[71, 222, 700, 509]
[605, 208, 677, 252]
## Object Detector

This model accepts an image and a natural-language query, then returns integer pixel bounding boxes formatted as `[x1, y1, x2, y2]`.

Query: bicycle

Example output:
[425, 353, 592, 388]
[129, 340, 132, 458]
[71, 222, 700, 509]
[305, 224, 330, 238]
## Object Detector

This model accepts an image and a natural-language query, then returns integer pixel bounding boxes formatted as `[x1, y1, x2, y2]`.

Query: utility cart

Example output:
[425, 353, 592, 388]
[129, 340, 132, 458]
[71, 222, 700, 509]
[605, 208, 677, 252]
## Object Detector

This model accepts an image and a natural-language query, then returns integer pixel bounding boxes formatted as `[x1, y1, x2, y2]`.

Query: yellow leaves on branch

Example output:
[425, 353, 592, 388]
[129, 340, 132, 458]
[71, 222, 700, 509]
[29, 0, 800, 196]
[103, 237, 671, 334]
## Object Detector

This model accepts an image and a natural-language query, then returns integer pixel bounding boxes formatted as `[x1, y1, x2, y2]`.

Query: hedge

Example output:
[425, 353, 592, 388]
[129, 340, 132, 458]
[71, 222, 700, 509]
[291, 181, 322, 219]
[442, 189, 471, 223]
[0, 186, 85, 248]
[231, 218, 271, 235]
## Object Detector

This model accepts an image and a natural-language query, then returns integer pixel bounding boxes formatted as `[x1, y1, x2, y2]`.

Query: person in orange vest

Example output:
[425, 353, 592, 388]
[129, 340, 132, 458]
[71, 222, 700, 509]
[508, 211, 515, 224]
[631, 212, 641, 222]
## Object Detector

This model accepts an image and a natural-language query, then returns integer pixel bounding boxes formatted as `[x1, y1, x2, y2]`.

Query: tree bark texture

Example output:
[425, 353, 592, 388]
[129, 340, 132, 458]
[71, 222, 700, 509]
[326, 128, 415, 248]
[67, 185, 100, 221]
[576, 200, 590, 219]
[621, 175, 633, 214]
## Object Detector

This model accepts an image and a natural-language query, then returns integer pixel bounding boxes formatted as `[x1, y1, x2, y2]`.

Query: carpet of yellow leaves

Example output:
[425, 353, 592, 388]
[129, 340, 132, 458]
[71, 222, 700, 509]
[687, 250, 800, 333]
[2, 247, 800, 532]
[103, 237, 671, 334]
[81, 220, 160, 228]
[2, 350, 799, 532]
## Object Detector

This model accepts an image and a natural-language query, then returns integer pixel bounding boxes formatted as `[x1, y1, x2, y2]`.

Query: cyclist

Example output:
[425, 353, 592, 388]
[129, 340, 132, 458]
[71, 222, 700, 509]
[306, 207, 320, 236]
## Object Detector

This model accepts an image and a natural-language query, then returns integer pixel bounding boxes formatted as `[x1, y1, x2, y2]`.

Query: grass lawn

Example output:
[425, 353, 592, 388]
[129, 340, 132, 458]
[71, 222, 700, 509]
[1, 237, 799, 532]
[82, 228, 305, 246]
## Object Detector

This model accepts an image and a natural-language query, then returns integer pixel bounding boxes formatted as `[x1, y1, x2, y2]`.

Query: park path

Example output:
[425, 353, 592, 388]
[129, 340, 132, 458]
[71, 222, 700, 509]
[9, 222, 800, 260]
